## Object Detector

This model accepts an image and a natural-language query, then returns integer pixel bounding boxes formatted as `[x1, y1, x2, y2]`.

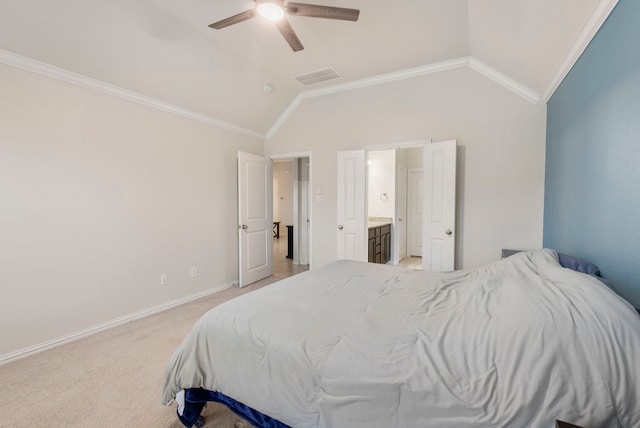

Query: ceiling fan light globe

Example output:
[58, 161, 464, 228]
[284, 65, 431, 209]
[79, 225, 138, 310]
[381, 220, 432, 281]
[256, 3, 285, 21]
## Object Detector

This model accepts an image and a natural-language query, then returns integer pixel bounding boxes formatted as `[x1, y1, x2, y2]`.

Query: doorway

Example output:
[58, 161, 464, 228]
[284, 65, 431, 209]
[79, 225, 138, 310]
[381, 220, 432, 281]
[362, 141, 456, 271]
[366, 147, 424, 269]
[271, 155, 311, 279]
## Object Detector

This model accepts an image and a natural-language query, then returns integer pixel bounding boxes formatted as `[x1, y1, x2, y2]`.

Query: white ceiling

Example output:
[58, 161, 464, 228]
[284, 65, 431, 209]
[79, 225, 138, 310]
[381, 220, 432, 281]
[0, 0, 617, 137]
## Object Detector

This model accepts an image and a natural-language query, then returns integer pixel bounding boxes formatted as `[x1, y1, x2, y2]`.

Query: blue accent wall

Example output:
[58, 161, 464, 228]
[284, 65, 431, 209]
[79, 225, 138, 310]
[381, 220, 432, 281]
[544, 0, 640, 309]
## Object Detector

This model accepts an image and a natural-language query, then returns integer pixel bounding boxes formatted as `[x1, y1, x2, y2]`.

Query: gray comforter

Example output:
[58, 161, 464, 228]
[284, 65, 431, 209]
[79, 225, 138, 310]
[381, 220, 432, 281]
[162, 249, 640, 427]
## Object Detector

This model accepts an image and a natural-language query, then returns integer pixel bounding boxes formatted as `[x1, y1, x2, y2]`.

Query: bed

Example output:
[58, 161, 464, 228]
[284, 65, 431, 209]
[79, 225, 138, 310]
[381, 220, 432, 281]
[162, 249, 640, 427]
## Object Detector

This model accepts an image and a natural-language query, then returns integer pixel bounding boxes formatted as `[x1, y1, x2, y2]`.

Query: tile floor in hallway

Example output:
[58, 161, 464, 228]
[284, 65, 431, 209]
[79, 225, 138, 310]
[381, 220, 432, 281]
[398, 256, 422, 270]
[272, 234, 309, 279]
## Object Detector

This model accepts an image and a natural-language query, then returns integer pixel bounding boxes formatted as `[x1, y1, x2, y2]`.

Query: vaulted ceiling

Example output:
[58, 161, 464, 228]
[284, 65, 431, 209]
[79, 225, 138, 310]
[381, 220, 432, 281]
[0, 0, 617, 137]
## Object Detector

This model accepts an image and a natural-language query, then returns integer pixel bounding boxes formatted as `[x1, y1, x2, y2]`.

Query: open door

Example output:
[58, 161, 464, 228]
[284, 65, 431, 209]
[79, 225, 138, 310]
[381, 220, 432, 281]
[422, 140, 457, 272]
[238, 151, 273, 287]
[337, 150, 366, 261]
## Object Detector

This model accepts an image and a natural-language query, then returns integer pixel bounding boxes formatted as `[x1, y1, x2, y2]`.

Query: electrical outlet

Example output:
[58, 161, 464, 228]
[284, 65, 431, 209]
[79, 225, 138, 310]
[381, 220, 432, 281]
[190, 267, 198, 278]
[160, 274, 168, 286]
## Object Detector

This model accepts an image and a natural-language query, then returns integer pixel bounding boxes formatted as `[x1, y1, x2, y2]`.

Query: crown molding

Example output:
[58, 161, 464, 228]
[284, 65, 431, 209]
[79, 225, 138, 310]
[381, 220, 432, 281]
[541, 0, 619, 102]
[267, 94, 306, 141]
[0, 48, 264, 140]
[302, 57, 470, 100]
[266, 0, 618, 139]
[2, 0, 615, 145]
[266, 56, 547, 140]
[468, 57, 541, 104]
[266, 57, 470, 140]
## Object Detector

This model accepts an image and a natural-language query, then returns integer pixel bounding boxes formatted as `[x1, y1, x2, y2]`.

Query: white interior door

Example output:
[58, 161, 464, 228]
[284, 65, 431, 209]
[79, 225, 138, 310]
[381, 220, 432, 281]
[422, 140, 457, 272]
[337, 150, 366, 261]
[395, 166, 408, 263]
[408, 169, 424, 257]
[238, 151, 273, 287]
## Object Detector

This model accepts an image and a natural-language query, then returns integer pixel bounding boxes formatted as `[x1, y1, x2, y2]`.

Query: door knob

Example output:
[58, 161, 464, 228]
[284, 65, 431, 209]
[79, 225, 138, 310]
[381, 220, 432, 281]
[445, 229, 452, 235]
[241, 224, 248, 230]
[338, 225, 344, 230]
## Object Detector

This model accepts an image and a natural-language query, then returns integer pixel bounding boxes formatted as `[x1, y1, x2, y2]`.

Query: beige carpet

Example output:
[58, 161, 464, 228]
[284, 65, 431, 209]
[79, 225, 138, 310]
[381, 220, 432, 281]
[0, 276, 284, 428]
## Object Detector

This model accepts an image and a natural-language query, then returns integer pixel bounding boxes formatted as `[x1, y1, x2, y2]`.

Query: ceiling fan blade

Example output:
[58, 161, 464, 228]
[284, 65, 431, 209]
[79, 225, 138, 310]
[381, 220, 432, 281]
[285, 2, 360, 21]
[275, 18, 304, 52]
[209, 9, 257, 29]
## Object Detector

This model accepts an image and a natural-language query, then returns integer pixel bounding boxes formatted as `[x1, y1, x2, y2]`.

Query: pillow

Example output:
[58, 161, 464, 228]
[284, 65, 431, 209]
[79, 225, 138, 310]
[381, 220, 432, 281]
[557, 253, 601, 277]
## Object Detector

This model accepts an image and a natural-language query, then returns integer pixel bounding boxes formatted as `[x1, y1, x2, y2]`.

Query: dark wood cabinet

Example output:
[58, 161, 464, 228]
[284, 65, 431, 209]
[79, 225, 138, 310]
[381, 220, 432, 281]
[368, 224, 391, 264]
[368, 235, 375, 263]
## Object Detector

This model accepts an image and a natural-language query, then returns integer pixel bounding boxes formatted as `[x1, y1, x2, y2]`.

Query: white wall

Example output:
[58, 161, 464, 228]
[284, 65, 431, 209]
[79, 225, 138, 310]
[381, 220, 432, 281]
[266, 67, 547, 269]
[367, 150, 395, 218]
[272, 160, 293, 231]
[0, 64, 263, 358]
[403, 147, 424, 170]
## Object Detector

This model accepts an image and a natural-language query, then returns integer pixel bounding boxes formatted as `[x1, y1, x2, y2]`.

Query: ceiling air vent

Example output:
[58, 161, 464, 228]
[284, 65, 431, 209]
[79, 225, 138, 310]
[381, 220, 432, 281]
[293, 67, 342, 86]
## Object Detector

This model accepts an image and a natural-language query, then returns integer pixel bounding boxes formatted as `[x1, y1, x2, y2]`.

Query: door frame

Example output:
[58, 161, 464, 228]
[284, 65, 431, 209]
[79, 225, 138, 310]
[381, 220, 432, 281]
[269, 151, 313, 270]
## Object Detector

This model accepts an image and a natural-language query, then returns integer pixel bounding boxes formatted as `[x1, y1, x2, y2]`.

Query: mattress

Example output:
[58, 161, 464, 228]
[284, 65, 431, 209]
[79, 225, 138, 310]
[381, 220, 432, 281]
[162, 249, 640, 427]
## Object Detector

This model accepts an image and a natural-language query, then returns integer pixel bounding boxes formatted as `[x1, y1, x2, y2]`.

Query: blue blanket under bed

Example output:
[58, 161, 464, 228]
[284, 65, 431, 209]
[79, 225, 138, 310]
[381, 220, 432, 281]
[177, 388, 290, 428]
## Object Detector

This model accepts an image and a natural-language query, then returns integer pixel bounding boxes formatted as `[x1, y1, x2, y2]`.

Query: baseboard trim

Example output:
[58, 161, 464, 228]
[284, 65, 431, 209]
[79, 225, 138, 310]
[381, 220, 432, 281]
[0, 283, 236, 366]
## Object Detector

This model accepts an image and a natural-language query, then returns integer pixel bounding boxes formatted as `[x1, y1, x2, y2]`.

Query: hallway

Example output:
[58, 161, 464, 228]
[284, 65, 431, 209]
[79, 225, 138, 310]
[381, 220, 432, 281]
[249, 235, 309, 289]
[272, 234, 309, 279]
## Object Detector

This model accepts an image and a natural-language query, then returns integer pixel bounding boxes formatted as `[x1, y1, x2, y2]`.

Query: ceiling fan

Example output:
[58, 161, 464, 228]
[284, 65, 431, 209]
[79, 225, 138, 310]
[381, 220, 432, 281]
[209, 0, 360, 52]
